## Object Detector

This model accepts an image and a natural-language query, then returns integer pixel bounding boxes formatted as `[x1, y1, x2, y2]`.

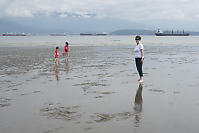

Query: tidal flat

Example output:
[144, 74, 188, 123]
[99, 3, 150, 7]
[1, 36, 199, 133]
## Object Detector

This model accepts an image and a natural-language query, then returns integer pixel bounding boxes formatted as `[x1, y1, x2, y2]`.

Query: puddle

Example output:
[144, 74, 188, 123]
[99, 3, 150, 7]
[148, 89, 165, 93]
[40, 103, 81, 121]
[0, 98, 11, 107]
[91, 112, 134, 123]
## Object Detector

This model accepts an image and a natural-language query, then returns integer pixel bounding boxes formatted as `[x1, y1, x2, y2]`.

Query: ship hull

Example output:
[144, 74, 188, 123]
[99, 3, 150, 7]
[50, 34, 66, 36]
[95, 34, 107, 36]
[2, 34, 26, 36]
[80, 33, 107, 36]
[80, 33, 93, 36]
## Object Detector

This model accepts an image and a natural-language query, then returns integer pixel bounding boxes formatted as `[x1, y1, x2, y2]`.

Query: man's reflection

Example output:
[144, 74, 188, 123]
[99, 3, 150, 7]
[134, 83, 143, 127]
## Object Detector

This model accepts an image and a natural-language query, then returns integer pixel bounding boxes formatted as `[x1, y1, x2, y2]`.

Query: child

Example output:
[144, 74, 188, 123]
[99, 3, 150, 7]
[55, 46, 59, 66]
[64, 41, 69, 56]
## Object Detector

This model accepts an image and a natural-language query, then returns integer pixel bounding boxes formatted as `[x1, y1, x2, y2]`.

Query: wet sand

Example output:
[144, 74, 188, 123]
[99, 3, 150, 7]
[1, 43, 199, 133]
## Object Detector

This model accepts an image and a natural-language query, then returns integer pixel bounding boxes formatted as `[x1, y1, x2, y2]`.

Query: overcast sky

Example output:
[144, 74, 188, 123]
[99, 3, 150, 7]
[1, 0, 199, 32]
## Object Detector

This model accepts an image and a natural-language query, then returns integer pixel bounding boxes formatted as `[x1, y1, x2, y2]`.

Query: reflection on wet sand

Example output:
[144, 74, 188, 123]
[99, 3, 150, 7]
[65, 57, 70, 73]
[134, 83, 143, 127]
[55, 56, 70, 81]
[55, 67, 59, 81]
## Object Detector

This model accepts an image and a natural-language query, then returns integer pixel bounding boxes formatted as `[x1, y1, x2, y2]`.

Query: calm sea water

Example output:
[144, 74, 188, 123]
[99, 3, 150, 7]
[0, 35, 199, 47]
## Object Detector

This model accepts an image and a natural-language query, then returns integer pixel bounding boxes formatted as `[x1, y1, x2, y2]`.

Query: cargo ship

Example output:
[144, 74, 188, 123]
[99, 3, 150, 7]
[80, 33, 93, 36]
[95, 33, 108, 36]
[155, 29, 189, 36]
[80, 32, 108, 36]
[1, 33, 26, 36]
[50, 33, 67, 36]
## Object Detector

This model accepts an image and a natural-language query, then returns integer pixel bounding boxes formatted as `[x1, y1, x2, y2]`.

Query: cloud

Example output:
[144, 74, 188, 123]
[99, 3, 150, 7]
[0, 0, 199, 22]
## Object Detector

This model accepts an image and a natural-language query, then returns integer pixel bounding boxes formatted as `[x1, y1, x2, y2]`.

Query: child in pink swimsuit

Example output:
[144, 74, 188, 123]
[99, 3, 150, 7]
[55, 46, 59, 65]
[65, 42, 69, 53]
[63, 41, 69, 56]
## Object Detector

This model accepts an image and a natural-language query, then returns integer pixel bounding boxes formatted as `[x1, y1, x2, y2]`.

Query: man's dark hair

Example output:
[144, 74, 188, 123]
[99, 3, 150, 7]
[135, 35, 141, 40]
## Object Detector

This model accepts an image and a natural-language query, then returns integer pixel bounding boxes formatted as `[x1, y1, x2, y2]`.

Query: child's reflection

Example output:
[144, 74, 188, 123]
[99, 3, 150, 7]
[55, 67, 59, 81]
[65, 57, 70, 73]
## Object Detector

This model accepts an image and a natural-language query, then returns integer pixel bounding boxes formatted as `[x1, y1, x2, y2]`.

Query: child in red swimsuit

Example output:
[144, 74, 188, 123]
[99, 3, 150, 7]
[63, 41, 69, 56]
[55, 46, 59, 65]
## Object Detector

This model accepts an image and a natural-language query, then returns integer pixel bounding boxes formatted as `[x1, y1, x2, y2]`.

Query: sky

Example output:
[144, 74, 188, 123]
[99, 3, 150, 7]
[1, 0, 199, 33]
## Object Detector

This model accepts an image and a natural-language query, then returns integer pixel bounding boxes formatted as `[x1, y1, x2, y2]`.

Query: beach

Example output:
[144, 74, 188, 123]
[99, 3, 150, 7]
[0, 36, 199, 133]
